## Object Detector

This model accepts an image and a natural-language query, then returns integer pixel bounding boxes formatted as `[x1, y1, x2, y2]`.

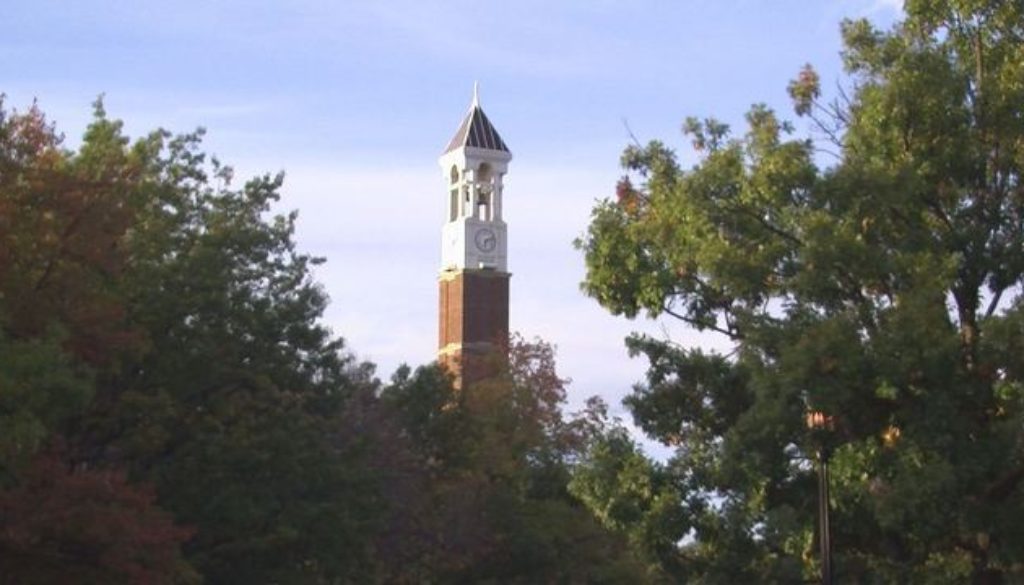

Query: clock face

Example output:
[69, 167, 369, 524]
[474, 227, 497, 252]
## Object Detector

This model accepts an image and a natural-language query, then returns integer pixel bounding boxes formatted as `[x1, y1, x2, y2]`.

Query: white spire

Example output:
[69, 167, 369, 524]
[472, 81, 480, 108]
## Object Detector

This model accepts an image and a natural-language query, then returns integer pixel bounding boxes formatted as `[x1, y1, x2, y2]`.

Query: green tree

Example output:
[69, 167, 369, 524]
[1, 98, 388, 583]
[569, 419, 688, 582]
[378, 337, 651, 583]
[577, 2, 1024, 582]
[0, 100, 146, 364]
[0, 100, 194, 583]
[0, 100, 139, 472]
[61, 105, 384, 583]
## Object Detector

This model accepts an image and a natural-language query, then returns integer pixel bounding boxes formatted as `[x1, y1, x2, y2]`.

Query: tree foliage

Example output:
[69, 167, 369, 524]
[70, 107, 383, 583]
[0, 449, 197, 585]
[569, 420, 689, 582]
[0, 99, 195, 583]
[577, 2, 1024, 582]
[377, 337, 650, 583]
[1, 98, 649, 583]
[0, 99, 385, 583]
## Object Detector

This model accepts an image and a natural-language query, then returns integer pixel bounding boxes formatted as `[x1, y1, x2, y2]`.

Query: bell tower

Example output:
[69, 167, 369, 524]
[437, 84, 512, 386]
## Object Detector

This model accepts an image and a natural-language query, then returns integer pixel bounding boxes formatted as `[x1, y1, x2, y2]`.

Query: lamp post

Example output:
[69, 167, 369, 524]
[806, 410, 834, 585]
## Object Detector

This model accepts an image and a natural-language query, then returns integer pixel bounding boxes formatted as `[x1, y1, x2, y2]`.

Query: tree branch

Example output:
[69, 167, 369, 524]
[733, 205, 804, 247]
[984, 287, 1004, 318]
[662, 304, 740, 340]
[984, 463, 1024, 503]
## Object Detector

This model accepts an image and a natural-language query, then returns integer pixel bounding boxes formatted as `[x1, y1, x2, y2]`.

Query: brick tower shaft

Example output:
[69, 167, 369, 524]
[438, 269, 509, 386]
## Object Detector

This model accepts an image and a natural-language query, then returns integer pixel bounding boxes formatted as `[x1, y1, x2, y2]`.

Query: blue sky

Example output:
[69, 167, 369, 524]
[5, 0, 902, 450]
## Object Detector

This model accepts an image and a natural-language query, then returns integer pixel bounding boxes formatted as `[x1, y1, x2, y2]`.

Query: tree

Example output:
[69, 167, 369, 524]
[0, 99, 143, 365]
[577, 2, 1024, 582]
[1, 97, 656, 582]
[0, 100, 140, 476]
[377, 337, 651, 583]
[1, 98, 386, 583]
[569, 421, 689, 582]
[0, 449, 197, 585]
[0, 100, 195, 583]
[59, 105, 385, 583]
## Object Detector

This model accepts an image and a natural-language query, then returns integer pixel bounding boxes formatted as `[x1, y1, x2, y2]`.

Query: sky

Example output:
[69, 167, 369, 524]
[4, 0, 903, 453]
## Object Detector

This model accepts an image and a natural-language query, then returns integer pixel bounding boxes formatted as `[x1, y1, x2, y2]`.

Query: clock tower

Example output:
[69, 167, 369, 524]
[437, 84, 512, 386]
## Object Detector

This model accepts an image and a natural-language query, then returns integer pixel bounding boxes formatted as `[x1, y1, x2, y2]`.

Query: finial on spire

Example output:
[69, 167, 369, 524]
[472, 81, 480, 108]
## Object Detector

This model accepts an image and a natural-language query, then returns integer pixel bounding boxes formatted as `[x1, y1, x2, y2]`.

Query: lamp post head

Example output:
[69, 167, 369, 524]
[806, 411, 834, 430]
[806, 409, 836, 460]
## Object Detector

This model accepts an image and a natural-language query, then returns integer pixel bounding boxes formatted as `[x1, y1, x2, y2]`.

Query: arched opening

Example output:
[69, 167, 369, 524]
[477, 163, 492, 182]
[476, 163, 493, 220]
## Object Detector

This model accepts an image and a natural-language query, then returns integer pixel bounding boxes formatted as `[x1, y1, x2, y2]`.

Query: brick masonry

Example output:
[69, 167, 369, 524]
[438, 269, 510, 386]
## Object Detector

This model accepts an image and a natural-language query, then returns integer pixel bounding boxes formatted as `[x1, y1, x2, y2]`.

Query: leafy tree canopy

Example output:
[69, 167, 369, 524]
[0, 98, 382, 583]
[378, 337, 651, 583]
[1, 98, 651, 584]
[577, 1, 1024, 582]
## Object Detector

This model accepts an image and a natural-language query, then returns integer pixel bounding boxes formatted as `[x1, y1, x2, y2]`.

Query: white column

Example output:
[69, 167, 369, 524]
[494, 175, 504, 220]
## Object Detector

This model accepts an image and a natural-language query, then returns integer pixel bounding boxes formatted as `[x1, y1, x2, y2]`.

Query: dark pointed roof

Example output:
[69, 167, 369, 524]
[443, 88, 510, 154]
